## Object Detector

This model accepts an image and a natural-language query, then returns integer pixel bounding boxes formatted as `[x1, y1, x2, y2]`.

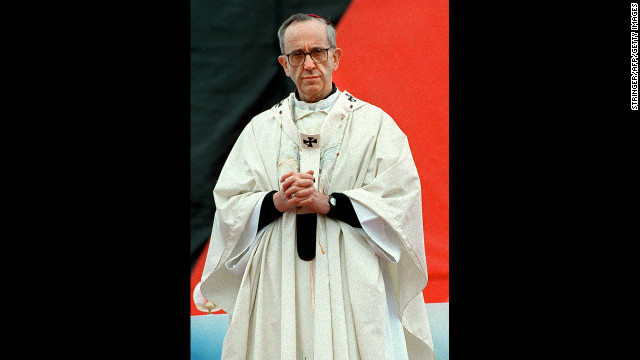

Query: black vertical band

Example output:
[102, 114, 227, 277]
[296, 213, 316, 261]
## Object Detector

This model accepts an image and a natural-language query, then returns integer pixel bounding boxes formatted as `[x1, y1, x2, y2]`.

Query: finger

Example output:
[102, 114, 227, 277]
[297, 178, 315, 187]
[284, 186, 299, 197]
[280, 171, 296, 183]
[295, 196, 314, 208]
[293, 189, 316, 202]
[283, 173, 313, 189]
[287, 191, 312, 206]
[282, 173, 301, 186]
[285, 182, 315, 198]
[291, 178, 314, 190]
[283, 171, 314, 181]
[298, 171, 315, 179]
[286, 189, 303, 201]
[288, 196, 304, 206]
[281, 176, 300, 192]
[293, 187, 315, 198]
[293, 173, 315, 185]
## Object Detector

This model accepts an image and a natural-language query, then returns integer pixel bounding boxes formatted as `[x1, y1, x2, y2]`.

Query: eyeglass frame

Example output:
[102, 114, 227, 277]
[282, 47, 333, 67]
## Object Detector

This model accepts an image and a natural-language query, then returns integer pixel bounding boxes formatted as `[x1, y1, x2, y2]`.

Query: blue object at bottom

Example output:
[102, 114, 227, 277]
[191, 302, 449, 360]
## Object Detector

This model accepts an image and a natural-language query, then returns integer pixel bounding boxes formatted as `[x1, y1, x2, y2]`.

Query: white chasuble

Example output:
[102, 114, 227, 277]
[196, 90, 434, 360]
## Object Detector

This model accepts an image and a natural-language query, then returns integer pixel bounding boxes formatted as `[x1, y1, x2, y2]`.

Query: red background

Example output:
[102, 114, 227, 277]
[191, 0, 448, 315]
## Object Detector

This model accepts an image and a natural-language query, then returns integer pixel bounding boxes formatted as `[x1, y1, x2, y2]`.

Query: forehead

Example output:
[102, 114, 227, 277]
[282, 20, 330, 52]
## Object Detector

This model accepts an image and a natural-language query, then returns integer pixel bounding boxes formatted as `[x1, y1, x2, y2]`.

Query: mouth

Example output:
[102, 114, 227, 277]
[302, 75, 320, 80]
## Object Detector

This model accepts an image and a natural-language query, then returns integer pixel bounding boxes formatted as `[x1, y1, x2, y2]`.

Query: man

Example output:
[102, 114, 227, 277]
[194, 13, 434, 360]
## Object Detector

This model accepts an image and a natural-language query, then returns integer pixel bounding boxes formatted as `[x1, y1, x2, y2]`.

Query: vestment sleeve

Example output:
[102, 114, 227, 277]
[224, 192, 269, 274]
[193, 117, 280, 313]
[193, 189, 270, 312]
[339, 112, 432, 356]
[326, 192, 402, 262]
[351, 198, 401, 263]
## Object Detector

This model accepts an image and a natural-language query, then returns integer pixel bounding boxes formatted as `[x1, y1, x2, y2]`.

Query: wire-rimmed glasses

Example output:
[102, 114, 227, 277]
[283, 48, 331, 67]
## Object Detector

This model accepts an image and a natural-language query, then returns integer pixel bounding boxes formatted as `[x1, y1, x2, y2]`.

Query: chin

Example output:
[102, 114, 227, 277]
[300, 86, 323, 100]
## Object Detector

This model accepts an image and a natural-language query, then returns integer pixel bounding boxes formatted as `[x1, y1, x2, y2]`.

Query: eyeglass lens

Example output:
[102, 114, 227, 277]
[288, 49, 328, 66]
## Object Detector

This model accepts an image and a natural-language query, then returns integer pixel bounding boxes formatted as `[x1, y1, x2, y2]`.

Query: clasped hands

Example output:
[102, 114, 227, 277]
[273, 170, 330, 215]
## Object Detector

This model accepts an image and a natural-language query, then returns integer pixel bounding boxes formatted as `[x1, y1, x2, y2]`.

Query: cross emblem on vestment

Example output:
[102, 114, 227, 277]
[303, 136, 317, 148]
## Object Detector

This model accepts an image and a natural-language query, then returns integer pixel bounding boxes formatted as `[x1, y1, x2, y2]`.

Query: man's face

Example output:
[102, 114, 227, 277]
[278, 20, 342, 103]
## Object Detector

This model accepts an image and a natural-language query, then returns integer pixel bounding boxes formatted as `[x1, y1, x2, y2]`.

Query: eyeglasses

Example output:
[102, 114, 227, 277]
[283, 48, 331, 67]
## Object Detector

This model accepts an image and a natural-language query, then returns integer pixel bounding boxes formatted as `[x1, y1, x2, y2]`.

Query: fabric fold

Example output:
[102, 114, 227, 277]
[196, 90, 434, 360]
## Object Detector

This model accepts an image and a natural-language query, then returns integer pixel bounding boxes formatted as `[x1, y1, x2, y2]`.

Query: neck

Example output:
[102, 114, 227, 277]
[295, 83, 337, 103]
[293, 85, 340, 111]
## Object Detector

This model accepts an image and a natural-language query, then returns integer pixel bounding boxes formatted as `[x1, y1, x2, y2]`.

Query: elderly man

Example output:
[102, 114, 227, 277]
[194, 13, 434, 360]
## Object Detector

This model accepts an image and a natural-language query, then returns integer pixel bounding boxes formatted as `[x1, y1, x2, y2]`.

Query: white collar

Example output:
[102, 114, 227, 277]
[293, 88, 340, 111]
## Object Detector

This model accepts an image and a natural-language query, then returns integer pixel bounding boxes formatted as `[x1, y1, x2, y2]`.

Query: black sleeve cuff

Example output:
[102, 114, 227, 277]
[325, 192, 362, 228]
[257, 190, 282, 231]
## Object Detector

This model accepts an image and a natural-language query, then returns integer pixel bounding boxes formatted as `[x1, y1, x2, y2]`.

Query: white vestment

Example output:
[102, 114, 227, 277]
[194, 89, 434, 360]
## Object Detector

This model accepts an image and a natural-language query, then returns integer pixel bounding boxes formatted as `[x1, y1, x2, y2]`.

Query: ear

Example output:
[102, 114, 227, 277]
[278, 55, 291, 77]
[331, 48, 343, 71]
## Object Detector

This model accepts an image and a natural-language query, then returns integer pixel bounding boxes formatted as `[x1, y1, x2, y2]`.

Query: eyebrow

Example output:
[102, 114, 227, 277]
[288, 46, 328, 53]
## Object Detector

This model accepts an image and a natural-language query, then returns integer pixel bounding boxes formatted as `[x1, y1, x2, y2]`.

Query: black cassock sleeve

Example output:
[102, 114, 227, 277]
[257, 190, 281, 231]
[257, 191, 362, 231]
[325, 192, 362, 229]
[257, 190, 362, 261]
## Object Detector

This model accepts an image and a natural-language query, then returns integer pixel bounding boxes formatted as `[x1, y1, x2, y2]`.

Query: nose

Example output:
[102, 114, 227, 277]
[303, 54, 316, 70]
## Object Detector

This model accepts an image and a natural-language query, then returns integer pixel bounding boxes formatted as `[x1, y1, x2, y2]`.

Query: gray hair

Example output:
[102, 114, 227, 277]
[277, 13, 337, 54]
